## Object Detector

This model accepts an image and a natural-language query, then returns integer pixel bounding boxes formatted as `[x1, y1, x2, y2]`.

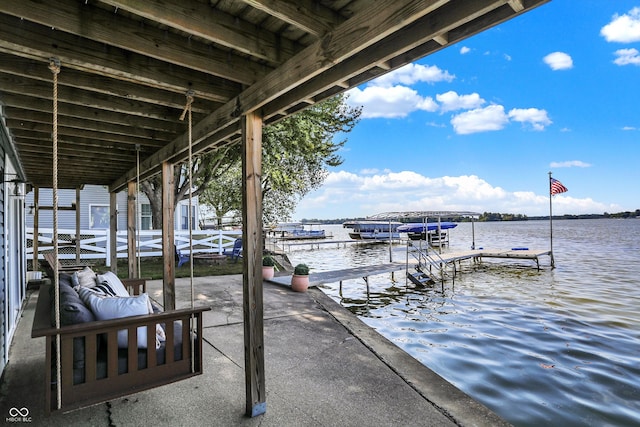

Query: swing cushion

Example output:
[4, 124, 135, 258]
[49, 279, 96, 370]
[48, 283, 183, 383]
[77, 287, 160, 349]
[72, 266, 97, 287]
[94, 271, 130, 297]
[50, 281, 96, 326]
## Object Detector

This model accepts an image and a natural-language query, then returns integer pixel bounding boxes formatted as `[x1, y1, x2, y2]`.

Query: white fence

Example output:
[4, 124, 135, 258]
[27, 228, 243, 266]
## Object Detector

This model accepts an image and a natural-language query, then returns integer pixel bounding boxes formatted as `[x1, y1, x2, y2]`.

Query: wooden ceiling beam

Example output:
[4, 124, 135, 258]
[5, 120, 168, 148]
[0, 53, 220, 114]
[10, 129, 164, 150]
[239, 0, 342, 37]
[101, 0, 299, 64]
[15, 133, 153, 152]
[111, 0, 449, 192]
[508, 0, 525, 13]
[14, 144, 137, 163]
[1, 93, 186, 134]
[0, 0, 268, 85]
[0, 73, 190, 123]
[0, 14, 239, 103]
[3, 108, 178, 141]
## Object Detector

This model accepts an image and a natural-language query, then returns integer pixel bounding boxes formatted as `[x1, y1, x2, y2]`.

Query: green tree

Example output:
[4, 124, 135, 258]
[198, 162, 242, 227]
[200, 94, 361, 224]
[140, 145, 238, 229]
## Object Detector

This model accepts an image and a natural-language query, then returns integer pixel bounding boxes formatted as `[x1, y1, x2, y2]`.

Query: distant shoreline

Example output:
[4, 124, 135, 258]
[300, 211, 640, 224]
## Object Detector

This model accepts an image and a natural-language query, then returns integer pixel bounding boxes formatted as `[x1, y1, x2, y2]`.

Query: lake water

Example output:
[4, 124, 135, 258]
[284, 219, 640, 427]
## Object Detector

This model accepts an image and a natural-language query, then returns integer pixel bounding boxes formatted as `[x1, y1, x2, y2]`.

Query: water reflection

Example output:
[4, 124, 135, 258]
[287, 220, 640, 426]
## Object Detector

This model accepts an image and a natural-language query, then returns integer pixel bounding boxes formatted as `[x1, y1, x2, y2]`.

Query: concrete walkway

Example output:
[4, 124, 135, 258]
[1, 275, 510, 426]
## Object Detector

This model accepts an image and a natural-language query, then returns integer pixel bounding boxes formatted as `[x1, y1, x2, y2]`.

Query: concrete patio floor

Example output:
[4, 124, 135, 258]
[0, 274, 509, 426]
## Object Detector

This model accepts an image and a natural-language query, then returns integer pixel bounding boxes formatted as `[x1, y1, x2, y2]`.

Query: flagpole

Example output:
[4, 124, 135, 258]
[549, 171, 555, 268]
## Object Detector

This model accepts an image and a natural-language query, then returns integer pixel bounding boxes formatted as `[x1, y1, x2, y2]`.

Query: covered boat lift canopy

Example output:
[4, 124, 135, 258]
[367, 211, 482, 220]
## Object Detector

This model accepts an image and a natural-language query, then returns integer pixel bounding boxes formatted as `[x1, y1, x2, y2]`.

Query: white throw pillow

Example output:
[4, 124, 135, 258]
[78, 287, 160, 349]
[72, 266, 97, 288]
[95, 271, 130, 297]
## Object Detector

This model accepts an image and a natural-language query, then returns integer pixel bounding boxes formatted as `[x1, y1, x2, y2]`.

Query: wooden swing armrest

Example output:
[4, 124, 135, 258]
[32, 287, 209, 338]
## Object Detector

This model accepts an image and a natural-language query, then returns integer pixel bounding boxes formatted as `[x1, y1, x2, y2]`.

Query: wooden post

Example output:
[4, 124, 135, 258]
[162, 161, 176, 310]
[33, 186, 39, 272]
[127, 181, 138, 278]
[74, 187, 81, 263]
[109, 191, 118, 272]
[241, 111, 266, 417]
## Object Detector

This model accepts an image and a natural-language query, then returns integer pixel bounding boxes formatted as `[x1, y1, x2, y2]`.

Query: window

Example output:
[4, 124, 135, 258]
[140, 204, 152, 230]
[181, 204, 196, 230]
[89, 205, 109, 229]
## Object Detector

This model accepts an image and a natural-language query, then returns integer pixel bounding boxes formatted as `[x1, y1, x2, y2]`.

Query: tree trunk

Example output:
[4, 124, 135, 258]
[140, 177, 164, 230]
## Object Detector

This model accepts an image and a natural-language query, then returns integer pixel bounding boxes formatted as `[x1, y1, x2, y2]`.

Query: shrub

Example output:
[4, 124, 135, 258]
[262, 255, 275, 267]
[294, 263, 309, 275]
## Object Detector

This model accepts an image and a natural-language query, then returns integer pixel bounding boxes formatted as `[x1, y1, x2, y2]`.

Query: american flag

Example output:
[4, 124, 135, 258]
[550, 178, 568, 195]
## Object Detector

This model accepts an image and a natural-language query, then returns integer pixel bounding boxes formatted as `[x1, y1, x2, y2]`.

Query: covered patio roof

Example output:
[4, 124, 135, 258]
[0, 0, 548, 192]
[0, 0, 550, 417]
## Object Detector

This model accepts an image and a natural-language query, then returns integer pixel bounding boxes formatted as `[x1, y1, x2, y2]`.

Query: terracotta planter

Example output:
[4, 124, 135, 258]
[262, 266, 275, 280]
[290, 274, 309, 292]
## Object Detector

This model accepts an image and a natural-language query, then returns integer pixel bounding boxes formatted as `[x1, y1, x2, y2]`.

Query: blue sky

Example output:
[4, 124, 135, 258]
[293, 1, 640, 220]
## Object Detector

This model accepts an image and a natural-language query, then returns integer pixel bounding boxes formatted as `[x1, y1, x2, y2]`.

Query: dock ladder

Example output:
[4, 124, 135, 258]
[405, 241, 455, 288]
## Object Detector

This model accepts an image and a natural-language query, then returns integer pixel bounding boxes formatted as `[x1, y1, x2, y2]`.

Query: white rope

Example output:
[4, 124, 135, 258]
[48, 57, 62, 410]
[180, 91, 196, 372]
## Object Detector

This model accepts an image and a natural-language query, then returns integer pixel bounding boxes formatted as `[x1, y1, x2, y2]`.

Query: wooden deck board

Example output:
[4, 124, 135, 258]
[266, 262, 407, 288]
[429, 249, 551, 264]
[266, 248, 553, 288]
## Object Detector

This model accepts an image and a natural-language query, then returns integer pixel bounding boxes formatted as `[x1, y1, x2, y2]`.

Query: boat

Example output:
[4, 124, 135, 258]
[342, 221, 402, 240]
[397, 222, 457, 245]
[268, 222, 328, 240]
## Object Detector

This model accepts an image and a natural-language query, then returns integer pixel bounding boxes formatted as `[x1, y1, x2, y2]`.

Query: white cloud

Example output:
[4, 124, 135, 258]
[508, 108, 552, 131]
[460, 46, 471, 54]
[292, 170, 617, 220]
[436, 91, 485, 113]
[347, 85, 438, 118]
[622, 126, 637, 131]
[371, 63, 455, 87]
[451, 105, 509, 134]
[601, 7, 640, 43]
[543, 52, 573, 70]
[613, 48, 640, 65]
[348, 64, 551, 136]
[549, 160, 592, 168]
[359, 168, 380, 175]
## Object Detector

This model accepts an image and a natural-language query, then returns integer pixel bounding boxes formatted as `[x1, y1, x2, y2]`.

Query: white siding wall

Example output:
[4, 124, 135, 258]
[24, 185, 198, 230]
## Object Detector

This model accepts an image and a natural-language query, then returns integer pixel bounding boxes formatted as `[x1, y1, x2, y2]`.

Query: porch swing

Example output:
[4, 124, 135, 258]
[31, 60, 210, 415]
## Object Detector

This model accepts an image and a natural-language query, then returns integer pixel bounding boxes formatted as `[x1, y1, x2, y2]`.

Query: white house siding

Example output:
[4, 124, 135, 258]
[0, 146, 6, 376]
[24, 185, 199, 231]
[1, 117, 28, 378]
[25, 185, 131, 231]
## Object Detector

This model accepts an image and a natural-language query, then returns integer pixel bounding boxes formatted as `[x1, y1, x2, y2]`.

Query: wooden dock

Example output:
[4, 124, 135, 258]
[266, 262, 407, 288]
[434, 248, 552, 270]
[266, 248, 553, 290]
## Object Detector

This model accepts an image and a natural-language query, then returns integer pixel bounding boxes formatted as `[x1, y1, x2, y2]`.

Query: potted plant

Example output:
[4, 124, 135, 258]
[262, 255, 276, 280]
[291, 263, 310, 292]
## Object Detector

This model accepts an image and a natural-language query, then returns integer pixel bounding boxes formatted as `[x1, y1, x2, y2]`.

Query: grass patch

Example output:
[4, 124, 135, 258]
[91, 257, 244, 280]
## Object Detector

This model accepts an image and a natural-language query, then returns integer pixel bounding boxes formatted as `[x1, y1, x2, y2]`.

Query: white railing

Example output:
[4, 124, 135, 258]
[27, 228, 243, 266]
